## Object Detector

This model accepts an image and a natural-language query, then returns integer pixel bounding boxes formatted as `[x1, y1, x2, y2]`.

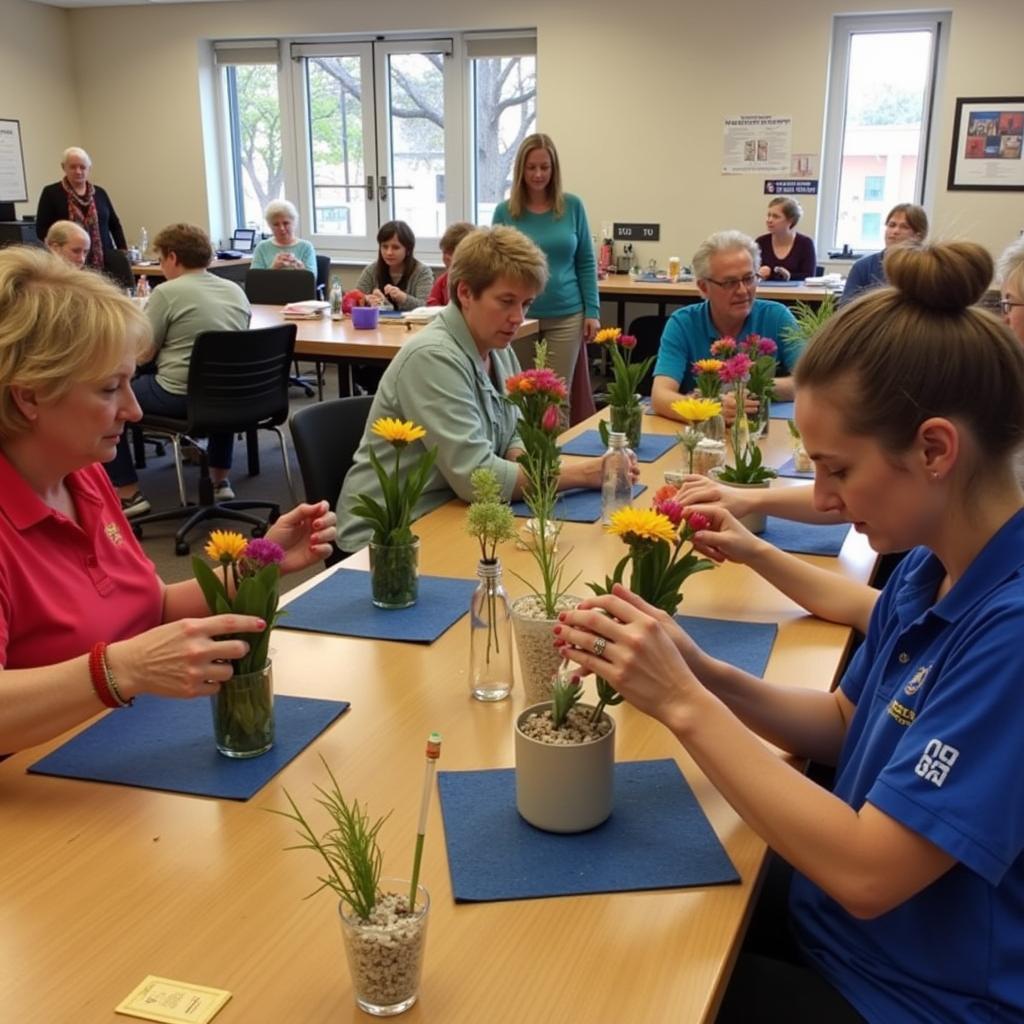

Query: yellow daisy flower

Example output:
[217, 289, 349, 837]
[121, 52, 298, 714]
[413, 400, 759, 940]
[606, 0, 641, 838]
[372, 418, 427, 447]
[606, 507, 677, 545]
[593, 326, 622, 345]
[693, 358, 724, 374]
[671, 397, 723, 423]
[205, 530, 248, 564]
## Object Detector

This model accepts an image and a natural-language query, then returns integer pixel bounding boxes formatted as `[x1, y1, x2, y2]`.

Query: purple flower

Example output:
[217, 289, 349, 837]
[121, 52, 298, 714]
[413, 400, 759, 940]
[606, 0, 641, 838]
[757, 337, 778, 356]
[243, 538, 285, 568]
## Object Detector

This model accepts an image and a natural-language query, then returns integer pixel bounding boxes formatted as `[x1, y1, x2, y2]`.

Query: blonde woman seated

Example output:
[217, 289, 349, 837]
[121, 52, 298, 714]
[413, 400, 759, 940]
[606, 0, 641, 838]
[44, 220, 91, 269]
[0, 247, 337, 755]
[251, 199, 317, 275]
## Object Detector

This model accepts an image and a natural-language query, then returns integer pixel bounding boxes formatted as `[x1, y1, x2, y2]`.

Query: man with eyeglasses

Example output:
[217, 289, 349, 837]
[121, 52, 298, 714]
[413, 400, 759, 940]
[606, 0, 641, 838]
[998, 237, 1024, 349]
[652, 230, 803, 422]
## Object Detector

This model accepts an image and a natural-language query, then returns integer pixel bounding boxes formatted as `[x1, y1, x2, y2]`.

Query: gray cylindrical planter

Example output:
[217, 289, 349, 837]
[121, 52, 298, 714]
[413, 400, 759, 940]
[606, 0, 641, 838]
[710, 468, 770, 535]
[514, 702, 615, 833]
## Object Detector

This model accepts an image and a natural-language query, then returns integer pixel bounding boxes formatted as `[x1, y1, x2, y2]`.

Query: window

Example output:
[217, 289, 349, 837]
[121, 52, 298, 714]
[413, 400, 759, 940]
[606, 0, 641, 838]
[819, 12, 949, 253]
[861, 212, 882, 243]
[213, 33, 536, 260]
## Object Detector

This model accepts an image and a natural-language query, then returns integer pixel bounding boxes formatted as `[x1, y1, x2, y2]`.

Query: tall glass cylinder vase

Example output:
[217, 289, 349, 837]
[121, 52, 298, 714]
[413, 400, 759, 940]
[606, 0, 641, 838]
[369, 538, 420, 609]
[752, 394, 771, 438]
[609, 397, 643, 449]
[469, 559, 514, 701]
[212, 660, 274, 758]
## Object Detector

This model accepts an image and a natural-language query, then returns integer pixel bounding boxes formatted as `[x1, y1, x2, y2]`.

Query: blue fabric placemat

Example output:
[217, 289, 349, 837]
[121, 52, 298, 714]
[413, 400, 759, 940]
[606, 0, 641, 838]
[277, 569, 477, 643]
[561, 430, 678, 462]
[677, 614, 777, 677]
[770, 401, 795, 420]
[775, 456, 813, 479]
[762, 517, 850, 557]
[437, 758, 739, 902]
[28, 694, 349, 800]
[511, 484, 647, 523]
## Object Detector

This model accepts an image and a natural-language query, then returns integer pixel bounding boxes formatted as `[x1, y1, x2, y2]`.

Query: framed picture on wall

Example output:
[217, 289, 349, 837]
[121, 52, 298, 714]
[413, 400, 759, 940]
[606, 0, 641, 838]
[947, 97, 1024, 191]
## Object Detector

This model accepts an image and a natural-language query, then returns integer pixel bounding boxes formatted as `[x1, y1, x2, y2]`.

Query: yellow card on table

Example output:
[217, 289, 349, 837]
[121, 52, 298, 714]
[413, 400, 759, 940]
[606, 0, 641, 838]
[115, 976, 231, 1024]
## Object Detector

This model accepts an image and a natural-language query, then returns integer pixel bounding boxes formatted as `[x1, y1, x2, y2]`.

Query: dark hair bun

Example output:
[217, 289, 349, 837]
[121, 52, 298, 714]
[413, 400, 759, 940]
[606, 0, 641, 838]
[885, 241, 993, 312]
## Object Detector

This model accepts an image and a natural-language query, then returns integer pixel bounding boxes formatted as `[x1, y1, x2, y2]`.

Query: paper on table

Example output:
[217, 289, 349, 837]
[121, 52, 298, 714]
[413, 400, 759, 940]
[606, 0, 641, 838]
[115, 976, 231, 1024]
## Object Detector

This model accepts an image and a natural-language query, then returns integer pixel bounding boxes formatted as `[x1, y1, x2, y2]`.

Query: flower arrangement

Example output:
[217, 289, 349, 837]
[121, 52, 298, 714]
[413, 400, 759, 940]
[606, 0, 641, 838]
[342, 289, 369, 314]
[193, 530, 285, 675]
[713, 349, 778, 486]
[351, 419, 437, 547]
[584, 495, 714, 721]
[671, 397, 723, 474]
[711, 335, 779, 426]
[692, 358, 725, 399]
[594, 326, 654, 448]
[505, 345, 578, 619]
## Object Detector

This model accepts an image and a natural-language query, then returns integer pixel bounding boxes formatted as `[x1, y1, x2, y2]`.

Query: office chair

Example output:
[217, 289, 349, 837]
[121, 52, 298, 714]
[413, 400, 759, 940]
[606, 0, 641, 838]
[130, 323, 298, 555]
[315, 254, 332, 299]
[622, 315, 666, 398]
[245, 268, 319, 397]
[289, 395, 373, 566]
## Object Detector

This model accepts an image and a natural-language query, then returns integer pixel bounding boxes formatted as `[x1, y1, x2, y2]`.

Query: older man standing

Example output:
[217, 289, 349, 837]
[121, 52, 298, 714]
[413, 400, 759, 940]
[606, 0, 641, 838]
[44, 220, 91, 268]
[104, 223, 251, 517]
[651, 230, 802, 421]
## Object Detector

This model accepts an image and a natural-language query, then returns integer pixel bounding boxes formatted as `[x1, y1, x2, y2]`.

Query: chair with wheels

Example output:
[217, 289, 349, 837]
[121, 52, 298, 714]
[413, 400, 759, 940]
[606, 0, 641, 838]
[131, 323, 298, 555]
[290, 394, 373, 566]
[245, 268, 318, 397]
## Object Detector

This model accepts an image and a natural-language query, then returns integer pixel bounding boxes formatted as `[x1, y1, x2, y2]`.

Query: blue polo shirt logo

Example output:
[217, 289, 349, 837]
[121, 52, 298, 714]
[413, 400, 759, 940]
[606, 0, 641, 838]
[904, 664, 930, 695]
[913, 738, 960, 787]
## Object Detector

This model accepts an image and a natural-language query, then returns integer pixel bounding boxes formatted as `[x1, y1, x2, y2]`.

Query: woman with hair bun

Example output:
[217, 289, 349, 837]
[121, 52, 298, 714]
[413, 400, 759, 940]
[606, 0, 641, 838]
[558, 241, 1024, 1022]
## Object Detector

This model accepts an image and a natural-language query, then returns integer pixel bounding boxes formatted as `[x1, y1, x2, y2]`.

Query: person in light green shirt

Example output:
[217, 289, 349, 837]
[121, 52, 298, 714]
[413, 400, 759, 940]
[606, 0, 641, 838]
[250, 199, 317, 276]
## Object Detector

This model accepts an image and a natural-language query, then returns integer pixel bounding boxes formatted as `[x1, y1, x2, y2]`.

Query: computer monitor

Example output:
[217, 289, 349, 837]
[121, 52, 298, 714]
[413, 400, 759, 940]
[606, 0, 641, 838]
[230, 228, 257, 253]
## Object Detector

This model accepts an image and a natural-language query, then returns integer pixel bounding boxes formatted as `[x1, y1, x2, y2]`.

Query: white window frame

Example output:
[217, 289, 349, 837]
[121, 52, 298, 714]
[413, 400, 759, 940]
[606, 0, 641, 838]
[818, 11, 950, 256]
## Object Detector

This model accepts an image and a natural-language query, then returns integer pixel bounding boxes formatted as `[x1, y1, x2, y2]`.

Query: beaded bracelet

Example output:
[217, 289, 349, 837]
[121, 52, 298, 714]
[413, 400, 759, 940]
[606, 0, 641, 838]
[88, 641, 133, 709]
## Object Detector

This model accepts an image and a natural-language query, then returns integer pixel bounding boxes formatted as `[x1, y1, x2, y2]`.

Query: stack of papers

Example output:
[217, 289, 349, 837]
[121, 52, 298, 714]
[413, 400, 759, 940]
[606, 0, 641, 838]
[402, 305, 445, 322]
[281, 300, 330, 319]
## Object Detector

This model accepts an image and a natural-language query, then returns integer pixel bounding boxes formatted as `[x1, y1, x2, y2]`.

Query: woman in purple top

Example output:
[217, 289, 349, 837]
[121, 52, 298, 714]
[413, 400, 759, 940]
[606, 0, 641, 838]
[755, 197, 817, 281]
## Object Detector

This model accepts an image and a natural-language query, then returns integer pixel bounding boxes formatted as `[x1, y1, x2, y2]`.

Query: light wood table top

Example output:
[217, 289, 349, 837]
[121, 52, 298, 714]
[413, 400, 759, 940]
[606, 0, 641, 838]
[599, 272, 832, 304]
[0, 414, 874, 1023]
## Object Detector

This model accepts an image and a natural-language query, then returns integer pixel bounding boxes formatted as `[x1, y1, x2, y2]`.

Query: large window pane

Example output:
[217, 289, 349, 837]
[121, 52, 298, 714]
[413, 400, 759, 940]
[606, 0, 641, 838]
[227, 64, 284, 228]
[830, 27, 936, 250]
[307, 56, 368, 238]
[386, 52, 446, 239]
[472, 56, 537, 225]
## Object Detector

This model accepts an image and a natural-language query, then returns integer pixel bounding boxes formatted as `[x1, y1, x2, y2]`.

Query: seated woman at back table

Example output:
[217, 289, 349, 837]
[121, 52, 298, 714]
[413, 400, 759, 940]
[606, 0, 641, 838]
[839, 203, 928, 307]
[337, 226, 632, 554]
[355, 220, 433, 311]
[427, 221, 475, 306]
[44, 220, 91, 269]
[756, 197, 817, 281]
[0, 247, 337, 756]
[250, 199, 317, 275]
[560, 240, 1024, 1024]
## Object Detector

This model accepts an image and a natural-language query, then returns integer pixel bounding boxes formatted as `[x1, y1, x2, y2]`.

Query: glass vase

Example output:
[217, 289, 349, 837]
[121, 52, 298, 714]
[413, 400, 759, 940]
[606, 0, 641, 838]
[369, 538, 420, 609]
[752, 394, 771, 438]
[212, 660, 274, 759]
[469, 559, 514, 701]
[609, 399, 643, 449]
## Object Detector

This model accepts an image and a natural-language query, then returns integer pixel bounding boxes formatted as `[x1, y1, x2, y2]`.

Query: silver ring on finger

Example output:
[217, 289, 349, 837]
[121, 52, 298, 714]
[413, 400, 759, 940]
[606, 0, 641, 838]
[592, 636, 607, 657]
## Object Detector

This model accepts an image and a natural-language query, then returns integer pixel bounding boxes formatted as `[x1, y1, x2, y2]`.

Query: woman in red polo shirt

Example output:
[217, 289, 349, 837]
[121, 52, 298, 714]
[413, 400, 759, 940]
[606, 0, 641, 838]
[0, 247, 337, 755]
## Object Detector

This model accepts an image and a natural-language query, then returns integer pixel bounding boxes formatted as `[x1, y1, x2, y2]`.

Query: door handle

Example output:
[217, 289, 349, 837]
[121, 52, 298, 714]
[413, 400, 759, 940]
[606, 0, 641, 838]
[366, 174, 374, 201]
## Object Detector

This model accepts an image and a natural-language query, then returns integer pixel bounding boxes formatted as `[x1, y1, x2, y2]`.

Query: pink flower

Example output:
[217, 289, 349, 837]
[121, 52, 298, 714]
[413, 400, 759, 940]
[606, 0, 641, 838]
[541, 404, 560, 432]
[242, 538, 286, 568]
[718, 353, 753, 383]
[710, 337, 737, 358]
[757, 337, 777, 356]
[505, 367, 569, 402]
[619, 334, 637, 350]
[654, 498, 686, 527]
[684, 511, 712, 534]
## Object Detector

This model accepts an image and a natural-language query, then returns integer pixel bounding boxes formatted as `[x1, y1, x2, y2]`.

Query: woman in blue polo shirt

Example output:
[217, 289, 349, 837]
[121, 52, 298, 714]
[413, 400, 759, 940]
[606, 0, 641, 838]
[558, 241, 1024, 1023]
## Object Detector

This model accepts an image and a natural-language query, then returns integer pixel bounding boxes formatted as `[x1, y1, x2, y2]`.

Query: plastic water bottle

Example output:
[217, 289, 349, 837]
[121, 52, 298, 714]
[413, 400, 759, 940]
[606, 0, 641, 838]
[601, 431, 633, 524]
[135, 275, 150, 299]
[329, 277, 343, 318]
[139, 227, 148, 259]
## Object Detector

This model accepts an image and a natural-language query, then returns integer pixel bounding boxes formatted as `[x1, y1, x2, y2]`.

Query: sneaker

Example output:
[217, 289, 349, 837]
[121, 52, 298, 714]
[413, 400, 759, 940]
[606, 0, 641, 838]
[213, 480, 235, 501]
[120, 492, 151, 518]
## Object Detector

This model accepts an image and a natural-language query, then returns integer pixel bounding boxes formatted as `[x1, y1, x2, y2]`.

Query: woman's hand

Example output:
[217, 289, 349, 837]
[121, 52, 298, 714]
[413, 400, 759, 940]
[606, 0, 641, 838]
[107, 614, 267, 700]
[684, 504, 767, 566]
[757, 265, 772, 280]
[383, 284, 407, 306]
[582, 317, 601, 343]
[555, 587, 702, 727]
[267, 500, 337, 574]
[719, 390, 760, 426]
[564, 453, 640, 490]
[675, 475, 756, 518]
[366, 289, 387, 307]
[272, 253, 301, 270]
[774, 267, 791, 281]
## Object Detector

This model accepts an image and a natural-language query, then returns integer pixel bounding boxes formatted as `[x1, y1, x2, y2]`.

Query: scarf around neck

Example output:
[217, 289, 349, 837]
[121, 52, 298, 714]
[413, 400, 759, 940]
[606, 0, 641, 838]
[62, 178, 104, 269]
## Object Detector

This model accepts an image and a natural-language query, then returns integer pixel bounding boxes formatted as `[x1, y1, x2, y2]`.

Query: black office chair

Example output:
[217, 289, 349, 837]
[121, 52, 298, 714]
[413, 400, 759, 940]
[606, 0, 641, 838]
[103, 249, 136, 291]
[131, 324, 298, 555]
[619, 315, 666, 398]
[315, 254, 332, 299]
[290, 395, 373, 566]
[245, 268, 318, 398]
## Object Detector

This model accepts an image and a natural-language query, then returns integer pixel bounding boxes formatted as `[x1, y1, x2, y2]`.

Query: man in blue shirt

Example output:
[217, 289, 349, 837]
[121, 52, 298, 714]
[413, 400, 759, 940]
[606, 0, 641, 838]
[651, 230, 802, 421]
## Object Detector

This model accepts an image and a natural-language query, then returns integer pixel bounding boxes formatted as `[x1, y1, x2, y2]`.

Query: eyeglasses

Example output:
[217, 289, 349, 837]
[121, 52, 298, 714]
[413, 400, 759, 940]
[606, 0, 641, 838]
[1000, 299, 1024, 315]
[704, 273, 757, 291]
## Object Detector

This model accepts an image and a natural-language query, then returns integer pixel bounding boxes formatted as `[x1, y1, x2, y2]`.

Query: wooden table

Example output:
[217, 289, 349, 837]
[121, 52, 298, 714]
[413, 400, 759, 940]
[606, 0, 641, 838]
[599, 273, 834, 322]
[131, 257, 252, 286]
[250, 305, 539, 397]
[0, 415, 874, 1023]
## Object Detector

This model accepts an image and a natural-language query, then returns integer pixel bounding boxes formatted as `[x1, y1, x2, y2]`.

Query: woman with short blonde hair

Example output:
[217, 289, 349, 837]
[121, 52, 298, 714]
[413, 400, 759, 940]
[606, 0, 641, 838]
[44, 220, 91, 269]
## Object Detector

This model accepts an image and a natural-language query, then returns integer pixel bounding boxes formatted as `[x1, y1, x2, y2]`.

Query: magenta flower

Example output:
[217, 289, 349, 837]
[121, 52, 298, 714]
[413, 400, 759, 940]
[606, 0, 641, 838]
[757, 337, 777, 356]
[718, 353, 753, 383]
[710, 337, 737, 358]
[541, 403, 560, 432]
[653, 497, 686, 527]
[243, 538, 286, 568]
[684, 510, 712, 534]
[619, 334, 637, 350]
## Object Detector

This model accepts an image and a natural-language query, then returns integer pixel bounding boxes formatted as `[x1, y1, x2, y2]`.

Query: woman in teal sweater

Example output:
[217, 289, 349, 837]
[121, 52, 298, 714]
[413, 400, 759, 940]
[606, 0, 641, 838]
[492, 134, 600, 422]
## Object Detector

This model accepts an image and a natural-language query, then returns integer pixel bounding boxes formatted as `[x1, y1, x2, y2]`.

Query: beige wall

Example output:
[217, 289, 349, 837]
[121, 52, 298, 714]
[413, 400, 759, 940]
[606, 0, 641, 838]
[2, 0, 80, 219]
[5, 0, 1023, 260]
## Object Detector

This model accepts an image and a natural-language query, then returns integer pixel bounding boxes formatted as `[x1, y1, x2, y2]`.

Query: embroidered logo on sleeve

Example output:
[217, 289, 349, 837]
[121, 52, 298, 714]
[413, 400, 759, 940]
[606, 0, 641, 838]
[914, 738, 959, 788]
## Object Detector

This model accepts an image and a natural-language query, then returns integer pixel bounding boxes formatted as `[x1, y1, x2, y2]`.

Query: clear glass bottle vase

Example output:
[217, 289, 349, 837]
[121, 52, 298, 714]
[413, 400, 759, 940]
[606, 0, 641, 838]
[469, 559, 514, 702]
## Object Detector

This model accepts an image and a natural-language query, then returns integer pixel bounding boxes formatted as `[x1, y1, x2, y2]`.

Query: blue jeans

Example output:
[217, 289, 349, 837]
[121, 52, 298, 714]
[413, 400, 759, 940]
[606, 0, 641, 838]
[105, 373, 235, 487]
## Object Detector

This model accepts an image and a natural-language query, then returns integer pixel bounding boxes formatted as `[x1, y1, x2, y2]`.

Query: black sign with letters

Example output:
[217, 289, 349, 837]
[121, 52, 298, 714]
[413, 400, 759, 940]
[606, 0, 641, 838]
[763, 179, 819, 195]
[613, 223, 660, 241]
